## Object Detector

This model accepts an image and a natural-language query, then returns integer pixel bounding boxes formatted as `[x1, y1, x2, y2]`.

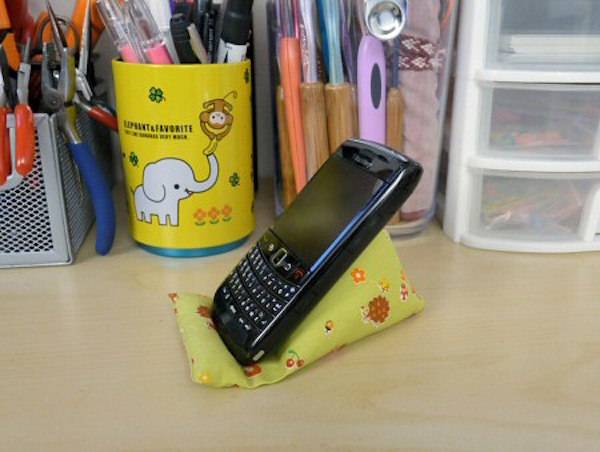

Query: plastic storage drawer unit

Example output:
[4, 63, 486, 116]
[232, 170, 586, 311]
[467, 171, 600, 249]
[443, 0, 600, 253]
[479, 83, 600, 161]
[487, 0, 600, 72]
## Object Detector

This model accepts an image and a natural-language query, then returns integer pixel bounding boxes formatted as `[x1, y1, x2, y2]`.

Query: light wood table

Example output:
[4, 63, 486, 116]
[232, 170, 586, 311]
[2, 186, 600, 451]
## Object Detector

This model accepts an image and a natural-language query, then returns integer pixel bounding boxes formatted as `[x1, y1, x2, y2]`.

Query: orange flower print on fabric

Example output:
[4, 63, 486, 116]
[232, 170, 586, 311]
[324, 320, 335, 335]
[197, 305, 215, 329]
[243, 364, 262, 378]
[197, 305, 211, 318]
[378, 278, 390, 292]
[351, 268, 367, 285]
[400, 282, 410, 302]
[400, 269, 418, 299]
[361, 296, 391, 327]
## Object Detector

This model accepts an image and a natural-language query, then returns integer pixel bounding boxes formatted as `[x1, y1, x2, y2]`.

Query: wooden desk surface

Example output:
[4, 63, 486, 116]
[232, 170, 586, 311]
[2, 187, 600, 451]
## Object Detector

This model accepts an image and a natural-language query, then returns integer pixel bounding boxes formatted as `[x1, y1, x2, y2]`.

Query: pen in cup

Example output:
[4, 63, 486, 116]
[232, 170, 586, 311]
[270, 0, 296, 205]
[279, 0, 307, 192]
[125, 0, 173, 64]
[298, 0, 329, 179]
[357, 34, 386, 143]
[187, 23, 210, 64]
[276, 86, 297, 207]
[339, 0, 359, 135]
[142, 0, 179, 63]
[216, 0, 254, 63]
[194, 0, 209, 42]
[320, 0, 356, 154]
[170, 13, 199, 63]
[172, 0, 195, 18]
[97, 0, 145, 63]
[202, 2, 217, 62]
[386, 38, 405, 153]
[339, 0, 356, 86]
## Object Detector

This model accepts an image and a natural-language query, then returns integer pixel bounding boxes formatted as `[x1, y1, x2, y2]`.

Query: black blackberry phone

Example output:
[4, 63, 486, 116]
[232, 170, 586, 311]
[213, 139, 423, 365]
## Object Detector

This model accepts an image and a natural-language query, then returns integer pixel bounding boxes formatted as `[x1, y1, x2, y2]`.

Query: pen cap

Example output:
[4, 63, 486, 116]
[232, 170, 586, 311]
[170, 13, 191, 42]
[143, 0, 172, 31]
[170, 13, 199, 63]
[125, 0, 164, 50]
[97, 0, 145, 62]
[97, 0, 126, 43]
[220, 0, 253, 45]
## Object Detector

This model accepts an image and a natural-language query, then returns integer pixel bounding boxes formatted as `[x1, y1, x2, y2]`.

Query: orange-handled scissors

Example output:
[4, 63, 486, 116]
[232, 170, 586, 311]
[6, 0, 36, 43]
[15, 38, 35, 176]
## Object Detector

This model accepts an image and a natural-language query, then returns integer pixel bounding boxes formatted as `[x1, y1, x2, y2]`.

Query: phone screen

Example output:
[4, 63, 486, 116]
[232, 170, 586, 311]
[273, 155, 385, 267]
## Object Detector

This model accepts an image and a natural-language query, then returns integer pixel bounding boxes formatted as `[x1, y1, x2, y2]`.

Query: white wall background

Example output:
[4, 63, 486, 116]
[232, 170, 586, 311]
[28, 0, 275, 179]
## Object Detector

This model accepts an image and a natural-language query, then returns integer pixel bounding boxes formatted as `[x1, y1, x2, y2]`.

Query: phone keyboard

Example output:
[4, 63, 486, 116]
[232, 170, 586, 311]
[218, 245, 299, 337]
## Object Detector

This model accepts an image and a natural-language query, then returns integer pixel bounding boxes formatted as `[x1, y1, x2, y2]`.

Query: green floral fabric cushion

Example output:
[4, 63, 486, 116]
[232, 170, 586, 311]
[171, 231, 425, 389]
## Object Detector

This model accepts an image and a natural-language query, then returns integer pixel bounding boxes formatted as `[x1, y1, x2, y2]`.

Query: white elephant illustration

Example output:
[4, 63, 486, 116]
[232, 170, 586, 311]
[133, 155, 219, 226]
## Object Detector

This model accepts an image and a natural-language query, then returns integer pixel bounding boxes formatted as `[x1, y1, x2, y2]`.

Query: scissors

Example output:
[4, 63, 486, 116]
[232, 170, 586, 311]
[0, 40, 35, 187]
[74, 0, 118, 131]
[42, 0, 116, 255]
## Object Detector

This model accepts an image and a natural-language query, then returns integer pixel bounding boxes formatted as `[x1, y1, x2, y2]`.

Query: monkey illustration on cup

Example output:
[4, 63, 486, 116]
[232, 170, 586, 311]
[199, 91, 237, 155]
[130, 91, 240, 227]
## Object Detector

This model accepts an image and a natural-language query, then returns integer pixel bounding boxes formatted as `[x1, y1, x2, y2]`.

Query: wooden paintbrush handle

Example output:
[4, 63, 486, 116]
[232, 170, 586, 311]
[387, 87, 407, 225]
[276, 86, 297, 208]
[301, 82, 330, 178]
[325, 83, 357, 155]
[386, 87, 406, 153]
[280, 37, 307, 192]
[351, 85, 359, 137]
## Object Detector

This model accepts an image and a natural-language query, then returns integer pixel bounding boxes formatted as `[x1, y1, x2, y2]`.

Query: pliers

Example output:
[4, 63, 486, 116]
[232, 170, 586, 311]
[15, 38, 35, 177]
[43, 0, 115, 255]
[74, 0, 118, 132]
[0, 44, 14, 186]
[0, 39, 35, 186]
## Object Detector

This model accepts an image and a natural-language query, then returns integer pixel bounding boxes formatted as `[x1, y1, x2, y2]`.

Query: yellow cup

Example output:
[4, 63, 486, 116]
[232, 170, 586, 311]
[113, 61, 255, 257]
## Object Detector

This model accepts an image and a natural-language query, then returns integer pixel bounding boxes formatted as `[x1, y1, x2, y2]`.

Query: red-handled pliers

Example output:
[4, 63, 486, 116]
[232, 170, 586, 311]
[0, 39, 35, 186]
[15, 38, 35, 177]
[0, 44, 17, 186]
[74, 0, 118, 132]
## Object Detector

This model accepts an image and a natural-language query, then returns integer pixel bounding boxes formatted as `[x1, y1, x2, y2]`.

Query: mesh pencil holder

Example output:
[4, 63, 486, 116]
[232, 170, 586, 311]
[0, 110, 112, 268]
